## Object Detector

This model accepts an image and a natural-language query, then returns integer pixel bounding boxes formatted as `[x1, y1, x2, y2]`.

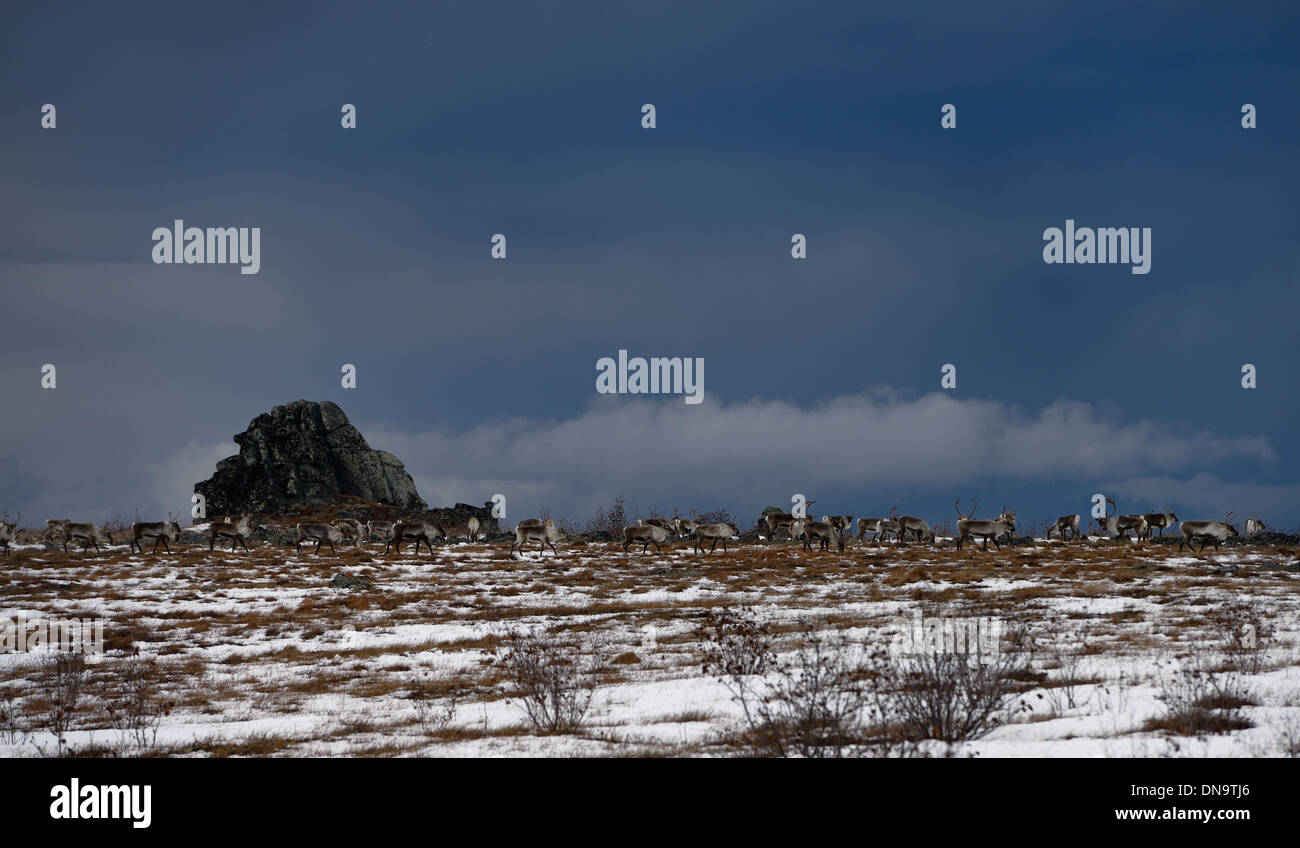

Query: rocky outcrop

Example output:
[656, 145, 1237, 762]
[195, 400, 427, 515]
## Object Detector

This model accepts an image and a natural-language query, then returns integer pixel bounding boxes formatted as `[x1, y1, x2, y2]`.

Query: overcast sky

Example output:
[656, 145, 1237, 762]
[1, 1, 1296, 531]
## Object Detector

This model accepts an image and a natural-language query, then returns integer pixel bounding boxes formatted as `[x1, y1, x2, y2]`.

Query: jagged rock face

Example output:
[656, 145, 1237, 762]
[195, 400, 427, 515]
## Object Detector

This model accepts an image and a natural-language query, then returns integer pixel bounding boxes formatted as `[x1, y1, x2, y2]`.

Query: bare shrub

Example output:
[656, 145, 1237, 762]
[1145, 654, 1254, 736]
[1207, 600, 1271, 676]
[103, 513, 137, 538]
[874, 628, 1031, 743]
[1038, 619, 1096, 713]
[409, 672, 463, 735]
[498, 630, 604, 734]
[699, 610, 909, 757]
[697, 608, 776, 728]
[35, 652, 88, 757]
[743, 631, 889, 758]
[584, 496, 628, 536]
[103, 649, 173, 756]
[1271, 713, 1300, 757]
[0, 694, 28, 746]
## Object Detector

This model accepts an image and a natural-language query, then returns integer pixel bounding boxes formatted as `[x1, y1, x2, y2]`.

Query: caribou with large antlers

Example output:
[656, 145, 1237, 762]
[1094, 498, 1146, 543]
[954, 499, 1015, 552]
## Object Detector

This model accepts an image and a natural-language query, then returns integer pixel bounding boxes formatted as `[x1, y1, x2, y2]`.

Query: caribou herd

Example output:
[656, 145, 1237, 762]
[0, 498, 1275, 559]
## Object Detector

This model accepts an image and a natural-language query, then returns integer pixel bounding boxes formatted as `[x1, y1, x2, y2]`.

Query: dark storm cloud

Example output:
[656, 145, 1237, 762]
[0, 2, 1295, 528]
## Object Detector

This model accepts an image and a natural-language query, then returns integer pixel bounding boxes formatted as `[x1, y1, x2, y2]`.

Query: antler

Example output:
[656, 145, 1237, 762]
[1105, 497, 1116, 518]
[954, 499, 962, 517]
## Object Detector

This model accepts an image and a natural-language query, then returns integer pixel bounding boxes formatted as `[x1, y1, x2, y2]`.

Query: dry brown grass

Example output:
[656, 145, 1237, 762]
[0, 531, 1295, 756]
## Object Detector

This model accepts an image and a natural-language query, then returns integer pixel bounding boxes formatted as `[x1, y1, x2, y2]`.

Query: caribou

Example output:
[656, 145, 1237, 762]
[637, 517, 676, 535]
[1140, 507, 1178, 539]
[822, 514, 855, 548]
[0, 512, 17, 557]
[64, 522, 112, 554]
[897, 512, 936, 544]
[763, 501, 814, 542]
[861, 508, 909, 544]
[367, 520, 395, 545]
[330, 519, 366, 547]
[954, 499, 1015, 552]
[209, 515, 254, 552]
[510, 519, 563, 556]
[623, 523, 671, 554]
[822, 514, 854, 534]
[694, 522, 738, 554]
[385, 522, 441, 555]
[1244, 516, 1267, 537]
[763, 512, 796, 541]
[793, 518, 844, 552]
[1049, 514, 1081, 542]
[466, 516, 481, 541]
[44, 519, 71, 546]
[296, 523, 344, 555]
[130, 515, 181, 554]
[1100, 498, 1148, 544]
[875, 515, 903, 543]
[1178, 515, 1241, 553]
[674, 516, 698, 539]
[855, 517, 884, 543]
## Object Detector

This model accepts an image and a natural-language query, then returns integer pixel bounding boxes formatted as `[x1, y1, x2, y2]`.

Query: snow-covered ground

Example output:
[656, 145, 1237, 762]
[1, 535, 1298, 757]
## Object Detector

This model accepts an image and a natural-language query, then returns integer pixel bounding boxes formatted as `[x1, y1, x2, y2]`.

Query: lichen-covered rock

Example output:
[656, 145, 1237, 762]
[194, 400, 427, 515]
